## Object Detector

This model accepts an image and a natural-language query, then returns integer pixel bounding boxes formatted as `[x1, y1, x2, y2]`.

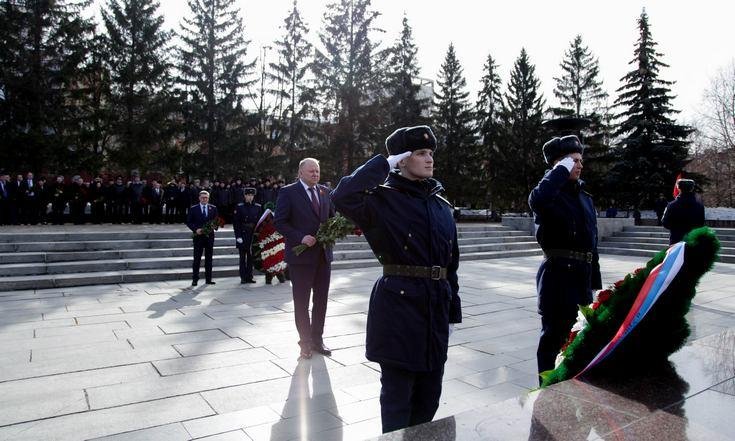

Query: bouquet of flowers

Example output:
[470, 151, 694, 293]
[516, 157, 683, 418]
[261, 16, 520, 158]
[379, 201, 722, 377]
[192, 216, 224, 238]
[541, 227, 720, 387]
[292, 213, 356, 256]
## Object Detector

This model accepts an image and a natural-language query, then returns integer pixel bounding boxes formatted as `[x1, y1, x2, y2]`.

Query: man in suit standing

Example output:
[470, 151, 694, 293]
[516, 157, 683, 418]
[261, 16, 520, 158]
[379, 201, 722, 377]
[274, 158, 335, 359]
[186, 190, 219, 286]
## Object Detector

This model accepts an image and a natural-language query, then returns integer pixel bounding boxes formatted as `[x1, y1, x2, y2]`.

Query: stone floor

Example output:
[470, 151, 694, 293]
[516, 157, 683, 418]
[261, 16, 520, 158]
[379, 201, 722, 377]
[0, 251, 734, 440]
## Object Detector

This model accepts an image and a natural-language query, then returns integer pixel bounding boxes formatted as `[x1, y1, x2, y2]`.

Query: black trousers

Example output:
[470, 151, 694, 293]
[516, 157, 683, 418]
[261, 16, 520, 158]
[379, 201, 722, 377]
[379, 363, 444, 433]
[288, 261, 330, 348]
[192, 236, 215, 282]
[537, 313, 577, 384]
[238, 246, 254, 281]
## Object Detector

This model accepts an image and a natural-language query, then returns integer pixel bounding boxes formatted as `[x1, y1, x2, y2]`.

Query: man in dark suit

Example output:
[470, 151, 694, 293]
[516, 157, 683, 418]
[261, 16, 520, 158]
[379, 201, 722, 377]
[186, 190, 219, 286]
[233, 187, 262, 284]
[274, 158, 336, 359]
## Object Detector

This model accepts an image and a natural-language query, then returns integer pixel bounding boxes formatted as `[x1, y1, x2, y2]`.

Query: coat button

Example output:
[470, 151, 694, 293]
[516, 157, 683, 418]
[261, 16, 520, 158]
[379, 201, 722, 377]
[408, 233, 412, 238]
[403, 245, 408, 250]
[400, 290, 405, 295]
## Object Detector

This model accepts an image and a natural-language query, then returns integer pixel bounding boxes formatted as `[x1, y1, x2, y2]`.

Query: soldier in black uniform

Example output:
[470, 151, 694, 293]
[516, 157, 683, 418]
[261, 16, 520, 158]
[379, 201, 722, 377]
[528, 135, 602, 384]
[50, 175, 67, 225]
[331, 125, 462, 433]
[233, 187, 263, 284]
[662, 179, 705, 245]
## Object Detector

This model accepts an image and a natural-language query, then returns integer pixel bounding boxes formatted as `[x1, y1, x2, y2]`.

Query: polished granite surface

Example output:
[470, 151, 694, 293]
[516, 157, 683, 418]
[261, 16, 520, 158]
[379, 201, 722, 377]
[375, 328, 735, 441]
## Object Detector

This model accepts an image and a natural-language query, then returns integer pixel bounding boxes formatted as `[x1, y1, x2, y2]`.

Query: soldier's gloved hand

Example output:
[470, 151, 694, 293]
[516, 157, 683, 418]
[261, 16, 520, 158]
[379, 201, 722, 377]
[556, 156, 575, 173]
[236, 238, 243, 244]
[448, 323, 455, 337]
[387, 151, 412, 169]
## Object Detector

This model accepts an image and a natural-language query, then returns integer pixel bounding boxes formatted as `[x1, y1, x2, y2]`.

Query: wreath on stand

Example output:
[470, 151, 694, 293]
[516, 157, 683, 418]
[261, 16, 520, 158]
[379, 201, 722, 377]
[252, 207, 287, 276]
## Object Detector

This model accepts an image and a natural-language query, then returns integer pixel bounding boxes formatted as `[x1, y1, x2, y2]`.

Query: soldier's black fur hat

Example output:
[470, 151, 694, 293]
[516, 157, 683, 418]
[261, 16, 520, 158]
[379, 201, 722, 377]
[676, 179, 695, 193]
[542, 135, 584, 164]
[243, 187, 257, 196]
[385, 125, 437, 155]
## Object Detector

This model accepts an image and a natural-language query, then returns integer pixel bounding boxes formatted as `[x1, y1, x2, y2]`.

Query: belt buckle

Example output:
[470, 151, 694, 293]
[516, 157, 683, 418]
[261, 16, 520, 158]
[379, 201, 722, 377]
[585, 252, 593, 263]
[430, 265, 441, 280]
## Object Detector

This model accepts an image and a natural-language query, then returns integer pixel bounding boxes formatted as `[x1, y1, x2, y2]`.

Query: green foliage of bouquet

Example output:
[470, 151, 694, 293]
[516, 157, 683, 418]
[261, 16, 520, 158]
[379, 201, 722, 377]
[292, 214, 356, 256]
[192, 216, 224, 238]
[541, 227, 720, 387]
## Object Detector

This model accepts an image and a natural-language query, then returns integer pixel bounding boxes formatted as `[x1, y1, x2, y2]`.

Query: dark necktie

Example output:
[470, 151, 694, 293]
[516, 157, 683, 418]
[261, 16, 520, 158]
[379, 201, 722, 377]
[201, 205, 207, 217]
[308, 187, 319, 215]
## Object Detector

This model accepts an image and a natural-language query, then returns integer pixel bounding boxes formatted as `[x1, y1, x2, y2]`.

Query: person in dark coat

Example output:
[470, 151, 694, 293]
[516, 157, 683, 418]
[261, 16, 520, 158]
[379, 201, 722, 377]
[163, 180, 178, 223]
[662, 179, 705, 245]
[528, 135, 602, 384]
[654, 194, 668, 226]
[175, 180, 190, 223]
[331, 125, 462, 434]
[20, 172, 39, 225]
[186, 190, 219, 286]
[89, 177, 106, 224]
[274, 158, 336, 360]
[233, 187, 263, 283]
[147, 180, 165, 224]
[0, 172, 10, 225]
[50, 175, 67, 225]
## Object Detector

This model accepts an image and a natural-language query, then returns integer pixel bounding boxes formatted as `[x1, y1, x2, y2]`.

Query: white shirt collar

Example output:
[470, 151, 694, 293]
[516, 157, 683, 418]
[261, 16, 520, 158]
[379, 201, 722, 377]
[299, 179, 318, 192]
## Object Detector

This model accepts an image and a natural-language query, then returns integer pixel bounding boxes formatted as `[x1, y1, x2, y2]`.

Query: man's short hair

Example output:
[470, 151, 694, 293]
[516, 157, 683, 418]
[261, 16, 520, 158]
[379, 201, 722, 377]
[299, 158, 320, 169]
[199, 190, 210, 197]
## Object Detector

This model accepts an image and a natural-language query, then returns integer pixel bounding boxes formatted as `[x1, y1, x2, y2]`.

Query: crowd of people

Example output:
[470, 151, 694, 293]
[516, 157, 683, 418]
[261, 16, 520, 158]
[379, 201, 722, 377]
[0, 171, 287, 225]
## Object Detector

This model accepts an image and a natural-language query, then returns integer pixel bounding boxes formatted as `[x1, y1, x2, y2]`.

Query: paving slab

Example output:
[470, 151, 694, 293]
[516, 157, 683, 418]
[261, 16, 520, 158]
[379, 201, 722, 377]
[0, 251, 732, 440]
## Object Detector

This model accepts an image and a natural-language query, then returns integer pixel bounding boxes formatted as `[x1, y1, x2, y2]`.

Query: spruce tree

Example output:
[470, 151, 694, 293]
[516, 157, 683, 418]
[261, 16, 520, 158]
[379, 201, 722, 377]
[475, 53, 503, 209]
[432, 44, 477, 206]
[0, 0, 95, 172]
[313, 0, 382, 177]
[177, 0, 255, 176]
[552, 34, 612, 206]
[382, 15, 428, 128]
[610, 10, 694, 208]
[102, 0, 174, 172]
[499, 48, 546, 211]
[553, 35, 608, 117]
[268, 0, 317, 169]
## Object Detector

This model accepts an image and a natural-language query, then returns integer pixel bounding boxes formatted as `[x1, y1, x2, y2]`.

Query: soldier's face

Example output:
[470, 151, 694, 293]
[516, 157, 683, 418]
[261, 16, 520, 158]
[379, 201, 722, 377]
[244, 194, 255, 203]
[299, 161, 320, 187]
[564, 153, 583, 181]
[401, 149, 434, 180]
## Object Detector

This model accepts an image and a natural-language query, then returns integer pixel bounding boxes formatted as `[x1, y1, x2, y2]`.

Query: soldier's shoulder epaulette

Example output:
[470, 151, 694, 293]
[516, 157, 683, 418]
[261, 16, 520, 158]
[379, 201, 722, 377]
[237, 202, 244, 206]
[254, 203, 261, 207]
[435, 194, 454, 208]
[376, 184, 399, 193]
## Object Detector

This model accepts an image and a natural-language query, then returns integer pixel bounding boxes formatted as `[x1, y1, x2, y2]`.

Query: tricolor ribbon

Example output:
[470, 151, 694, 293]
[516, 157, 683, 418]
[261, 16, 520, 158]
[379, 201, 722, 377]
[575, 241, 686, 377]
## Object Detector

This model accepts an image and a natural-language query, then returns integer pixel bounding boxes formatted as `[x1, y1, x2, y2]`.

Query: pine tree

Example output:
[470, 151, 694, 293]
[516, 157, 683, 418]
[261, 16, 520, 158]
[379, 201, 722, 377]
[102, 0, 174, 172]
[177, 0, 255, 176]
[499, 48, 546, 211]
[553, 35, 608, 117]
[268, 0, 317, 169]
[382, 15, 428, 128]
[0, 0, 95, 172]
[313, 0, 382, 178]
[610, 10, 694, 208]
[475, 53, 503, 209]
[432, 44, 477, 206]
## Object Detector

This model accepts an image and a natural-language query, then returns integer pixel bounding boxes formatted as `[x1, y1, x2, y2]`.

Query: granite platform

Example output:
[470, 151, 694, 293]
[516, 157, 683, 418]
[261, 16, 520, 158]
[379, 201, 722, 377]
[0, 250, 733, 440]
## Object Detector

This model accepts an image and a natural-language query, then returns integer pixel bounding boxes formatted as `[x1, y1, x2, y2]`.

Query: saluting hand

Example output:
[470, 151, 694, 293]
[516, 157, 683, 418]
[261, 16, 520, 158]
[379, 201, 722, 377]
[556, 156, 575, 173]
[387, 151, 412, 169]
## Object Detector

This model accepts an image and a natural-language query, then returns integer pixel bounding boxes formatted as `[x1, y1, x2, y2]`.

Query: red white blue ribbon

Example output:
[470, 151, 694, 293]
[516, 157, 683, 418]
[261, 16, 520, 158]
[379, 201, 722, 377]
[575, 241, 686, 377]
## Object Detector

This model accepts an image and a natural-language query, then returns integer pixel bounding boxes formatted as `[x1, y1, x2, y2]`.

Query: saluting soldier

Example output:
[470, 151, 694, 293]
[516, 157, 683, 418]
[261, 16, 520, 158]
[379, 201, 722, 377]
[528, 135, 602, 384]
[331, 125, 462, 434]
[233, 187, 263, 284]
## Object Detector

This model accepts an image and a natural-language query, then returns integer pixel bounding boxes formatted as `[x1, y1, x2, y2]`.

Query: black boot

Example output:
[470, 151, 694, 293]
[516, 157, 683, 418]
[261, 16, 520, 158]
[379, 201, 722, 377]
[265, 274, 273, 285]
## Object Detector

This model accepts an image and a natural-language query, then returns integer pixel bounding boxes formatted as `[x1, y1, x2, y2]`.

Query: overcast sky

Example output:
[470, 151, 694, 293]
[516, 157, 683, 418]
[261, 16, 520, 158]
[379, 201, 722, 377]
[101, 0, 734, 120]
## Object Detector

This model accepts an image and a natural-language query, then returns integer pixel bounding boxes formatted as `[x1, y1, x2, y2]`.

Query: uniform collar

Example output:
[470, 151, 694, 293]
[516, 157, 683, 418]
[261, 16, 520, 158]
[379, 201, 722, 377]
[386, 170, 444, 197]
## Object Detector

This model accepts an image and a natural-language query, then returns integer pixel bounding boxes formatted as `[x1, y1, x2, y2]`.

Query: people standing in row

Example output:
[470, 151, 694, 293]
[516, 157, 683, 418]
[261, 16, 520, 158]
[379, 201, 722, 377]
[528, 135, 602, 384]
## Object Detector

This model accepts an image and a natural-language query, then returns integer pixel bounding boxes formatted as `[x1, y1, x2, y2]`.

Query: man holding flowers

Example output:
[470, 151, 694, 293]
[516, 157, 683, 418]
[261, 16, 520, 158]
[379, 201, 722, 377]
[186, 190, 220, 286]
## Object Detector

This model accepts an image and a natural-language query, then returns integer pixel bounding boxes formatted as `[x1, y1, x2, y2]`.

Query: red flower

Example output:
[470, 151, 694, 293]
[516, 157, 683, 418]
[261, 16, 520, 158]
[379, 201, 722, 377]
[597, 289, 612, 303]
[560, 331, 578, 353]
[353, 227, 363, 236]
[592, 301, 600, 310]
[614, 280, 624, 288]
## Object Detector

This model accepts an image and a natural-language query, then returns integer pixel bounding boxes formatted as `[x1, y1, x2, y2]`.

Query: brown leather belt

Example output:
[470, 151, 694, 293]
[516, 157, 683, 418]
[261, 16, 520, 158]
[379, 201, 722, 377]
[383, 264, 447, 280]
[544, 249, 594, 263]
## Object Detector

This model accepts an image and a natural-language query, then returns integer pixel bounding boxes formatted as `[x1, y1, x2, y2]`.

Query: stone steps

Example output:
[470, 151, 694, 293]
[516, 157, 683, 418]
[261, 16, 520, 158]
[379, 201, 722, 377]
[0, 223, 542, 291]
[598, 225, 735, 264]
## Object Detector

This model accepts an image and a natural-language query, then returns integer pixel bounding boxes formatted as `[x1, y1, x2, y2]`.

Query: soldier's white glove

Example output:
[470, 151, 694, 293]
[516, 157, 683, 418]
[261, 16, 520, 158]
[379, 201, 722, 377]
[448, 323, 455, 337]
[236, 238, 243, 244]
[387, 151, 412, 169]
[556, 157, 575, 173]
